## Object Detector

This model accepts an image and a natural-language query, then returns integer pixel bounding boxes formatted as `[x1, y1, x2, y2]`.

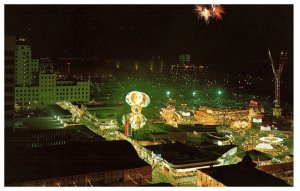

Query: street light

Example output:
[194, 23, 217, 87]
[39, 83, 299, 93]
[192, 92, 196, 97]
[217, 90, 222, 96]
[166, 91, 170, 97]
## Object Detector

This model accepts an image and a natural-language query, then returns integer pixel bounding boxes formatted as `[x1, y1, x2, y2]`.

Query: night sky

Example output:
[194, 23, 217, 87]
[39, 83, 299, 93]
[5, 5, 293, 73]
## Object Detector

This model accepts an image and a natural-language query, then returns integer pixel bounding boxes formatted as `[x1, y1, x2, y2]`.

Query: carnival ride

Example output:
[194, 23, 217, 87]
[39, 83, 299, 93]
[122, 91, 150, 130]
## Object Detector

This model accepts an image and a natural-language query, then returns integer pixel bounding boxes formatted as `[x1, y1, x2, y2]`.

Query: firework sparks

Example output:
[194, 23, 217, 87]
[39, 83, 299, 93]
[194, 5, 204, 19]
[211, 4, 225, 21]
[194, 4, 225, 24]
[200, 7, 212, 24]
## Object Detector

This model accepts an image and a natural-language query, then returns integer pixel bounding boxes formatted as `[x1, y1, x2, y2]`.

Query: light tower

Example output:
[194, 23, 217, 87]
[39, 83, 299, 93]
[67, 62, 71, 75]
[268, 49, 288, 118]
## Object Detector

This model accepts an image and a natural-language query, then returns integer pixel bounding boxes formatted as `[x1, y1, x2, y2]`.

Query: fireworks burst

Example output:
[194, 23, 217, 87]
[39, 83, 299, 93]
[194, 4, 225, 24]
[200, 7, 212, 24]
[194, 5, 204, 19]
[211, 4, 225, 21]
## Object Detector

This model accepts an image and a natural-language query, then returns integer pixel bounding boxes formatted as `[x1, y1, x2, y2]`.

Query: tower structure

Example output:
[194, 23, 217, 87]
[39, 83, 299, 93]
[268, 49, 288, 118]
[67, 62, 71, 75]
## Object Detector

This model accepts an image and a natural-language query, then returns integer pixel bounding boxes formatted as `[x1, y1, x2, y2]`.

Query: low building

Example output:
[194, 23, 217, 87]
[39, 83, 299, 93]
[237, 150, 273, 166]
[84, 103, 124, 120]
[145, 143, 237, 177]
[196, 154, 290, 187]
[6, 116, 152, 186]
[160, 106, 182, 127]
[194, 106, 250, 125]
[149, 131, 187, 143]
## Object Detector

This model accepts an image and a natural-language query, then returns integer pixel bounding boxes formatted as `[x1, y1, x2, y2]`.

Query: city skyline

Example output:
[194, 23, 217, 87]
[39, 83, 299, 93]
[4, 3, 295, 188]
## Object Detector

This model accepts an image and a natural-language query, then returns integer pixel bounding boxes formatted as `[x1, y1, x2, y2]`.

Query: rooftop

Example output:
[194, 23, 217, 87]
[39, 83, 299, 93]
[237, 150, 273, 162]
[85, 103, 124, 108]
[178, 124, 217, 133]
[145, 142, 218, 166]
[18, 116, 64, 130]
[46, 104, 71, 117]
[5, 140, 149, 185]
[200, 161, 290, 186]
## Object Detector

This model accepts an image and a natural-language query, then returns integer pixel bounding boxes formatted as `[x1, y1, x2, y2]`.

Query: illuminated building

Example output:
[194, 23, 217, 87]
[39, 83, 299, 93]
[194, 106, 255, 126]
[5, 35, 16, 135]
[145, 143, 237, 186]
[15, 43, 39, 86]
[257, 162, 293, 185]
[179, 54, 191, 65]
[14, 43, 90, 110]
[160, 106, 182, 127]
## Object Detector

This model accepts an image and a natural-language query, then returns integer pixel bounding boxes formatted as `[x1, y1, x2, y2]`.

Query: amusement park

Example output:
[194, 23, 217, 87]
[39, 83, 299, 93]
[5, 4, 293, 187]
[53, 74, 293, 186]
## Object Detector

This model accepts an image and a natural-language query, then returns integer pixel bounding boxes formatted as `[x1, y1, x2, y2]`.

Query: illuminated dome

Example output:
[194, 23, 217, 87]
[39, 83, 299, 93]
[259, 135, 283, 143]
[256, 143, 273, 150]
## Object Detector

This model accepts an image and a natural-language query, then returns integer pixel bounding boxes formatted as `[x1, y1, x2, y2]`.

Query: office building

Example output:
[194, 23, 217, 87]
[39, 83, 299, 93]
[14, 43, 90, 110]
[5, 35, 16, 135]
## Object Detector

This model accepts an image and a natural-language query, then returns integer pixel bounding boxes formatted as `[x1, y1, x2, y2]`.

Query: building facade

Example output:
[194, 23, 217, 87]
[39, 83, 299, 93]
[14, 43, 90, 110]
[5, 35, 16, 135]
[15, 43, 39, 86]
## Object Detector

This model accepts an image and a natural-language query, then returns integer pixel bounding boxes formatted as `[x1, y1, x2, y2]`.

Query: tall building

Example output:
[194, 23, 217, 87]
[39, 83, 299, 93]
[5, 35, 16, 135]
[14, 43, 90, 110]
[15, 41, 39, 86]
[179, 54, 191, 65]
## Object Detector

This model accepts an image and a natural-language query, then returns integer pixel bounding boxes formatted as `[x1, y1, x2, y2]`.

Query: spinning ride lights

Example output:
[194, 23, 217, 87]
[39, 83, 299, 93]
[122, 91, 150, 130]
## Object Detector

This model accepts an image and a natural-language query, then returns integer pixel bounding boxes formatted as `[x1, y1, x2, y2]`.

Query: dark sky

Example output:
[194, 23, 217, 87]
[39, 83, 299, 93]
[5, 5, 293, 70]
